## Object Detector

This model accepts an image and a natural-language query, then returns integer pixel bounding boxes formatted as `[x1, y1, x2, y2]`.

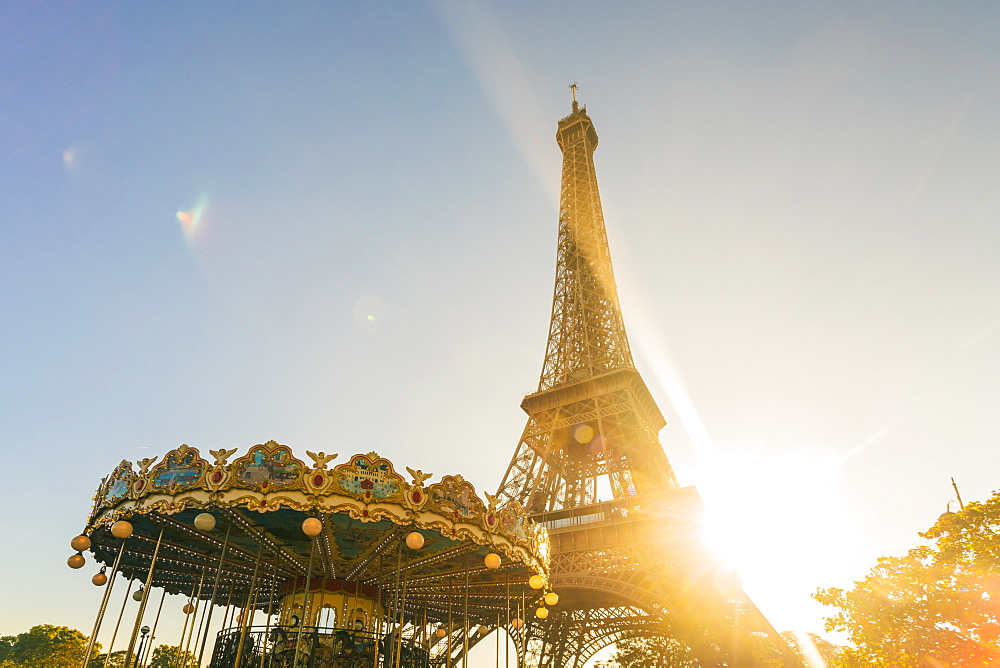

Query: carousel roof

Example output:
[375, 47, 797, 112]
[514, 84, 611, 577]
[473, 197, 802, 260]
[81, 441, 549, 622]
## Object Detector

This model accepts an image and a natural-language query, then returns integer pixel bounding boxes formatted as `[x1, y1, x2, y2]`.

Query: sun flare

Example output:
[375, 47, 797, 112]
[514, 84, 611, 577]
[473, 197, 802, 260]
[176, 194, 209, 241]
[695, 449, 852, 632]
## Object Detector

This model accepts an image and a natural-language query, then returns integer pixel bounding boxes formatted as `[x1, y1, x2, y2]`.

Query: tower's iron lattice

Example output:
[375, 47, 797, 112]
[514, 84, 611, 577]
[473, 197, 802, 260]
[487, 96, 801, 667]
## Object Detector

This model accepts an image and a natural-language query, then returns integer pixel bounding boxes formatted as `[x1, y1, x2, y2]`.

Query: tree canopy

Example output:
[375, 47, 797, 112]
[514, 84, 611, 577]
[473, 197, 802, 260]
[612, 633, 696, 666]
[816, 490, 1000, 666]
[0, 628, 196, 668]
[148, 644, 197, 668]
[0, 625, 96, 668]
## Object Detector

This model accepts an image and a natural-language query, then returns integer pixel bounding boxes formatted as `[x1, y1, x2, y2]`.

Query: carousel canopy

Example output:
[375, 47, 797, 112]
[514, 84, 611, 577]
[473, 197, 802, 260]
[82, 441, 550, 623]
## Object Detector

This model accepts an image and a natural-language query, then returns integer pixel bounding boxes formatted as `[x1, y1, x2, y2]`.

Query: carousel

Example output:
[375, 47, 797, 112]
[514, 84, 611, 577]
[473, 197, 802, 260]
[68, 441, 553, 667]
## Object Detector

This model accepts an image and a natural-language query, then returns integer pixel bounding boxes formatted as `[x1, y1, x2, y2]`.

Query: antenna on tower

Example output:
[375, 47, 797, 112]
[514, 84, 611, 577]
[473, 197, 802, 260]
[570, 82, 579, 112]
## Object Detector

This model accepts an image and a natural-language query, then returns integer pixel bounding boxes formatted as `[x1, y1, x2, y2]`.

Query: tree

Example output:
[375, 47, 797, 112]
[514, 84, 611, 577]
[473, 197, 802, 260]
[612, 634, 696, 667]
[148, 644, 197, 668]
[815, 490, 1000, 666]
[90, 650, 135, 668]
[0, 625, 97, 668]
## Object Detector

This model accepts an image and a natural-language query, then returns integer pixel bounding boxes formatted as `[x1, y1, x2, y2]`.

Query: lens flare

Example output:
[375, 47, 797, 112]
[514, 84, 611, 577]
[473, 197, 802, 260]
[572, 424, 594, 444]
[62, 148, 77, 170]
[176, 195, 209, 241]
[353, 296, 387, 331]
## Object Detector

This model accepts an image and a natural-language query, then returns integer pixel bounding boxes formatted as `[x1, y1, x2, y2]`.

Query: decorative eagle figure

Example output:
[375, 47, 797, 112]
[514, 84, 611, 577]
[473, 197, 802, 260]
[307, 451, 338, 470]
[406, 467, 433, 486]
[136, 457, 158, 474]
[209, 448, 238, 466]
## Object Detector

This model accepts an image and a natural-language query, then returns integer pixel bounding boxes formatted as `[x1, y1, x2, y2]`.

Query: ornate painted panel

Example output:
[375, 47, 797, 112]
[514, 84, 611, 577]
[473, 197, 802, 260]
[232, 442, 304, 491]
[428, 475, 483, 521]
[333, 454, 403, 502]
[150, 446, 207, 493]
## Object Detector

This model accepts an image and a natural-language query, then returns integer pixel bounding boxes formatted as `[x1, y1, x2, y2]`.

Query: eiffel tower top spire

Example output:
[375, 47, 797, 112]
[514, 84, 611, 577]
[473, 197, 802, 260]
[538, 88, 635, 391]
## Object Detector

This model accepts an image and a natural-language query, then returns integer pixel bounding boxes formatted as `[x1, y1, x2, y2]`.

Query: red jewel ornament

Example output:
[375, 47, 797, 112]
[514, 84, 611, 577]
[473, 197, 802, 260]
[135, 480, 145, 491]
[411, 491, 422, 503]
[362, 510, 369, 517]
[313, 475, 324, 487]
[211, 471, 223, 483]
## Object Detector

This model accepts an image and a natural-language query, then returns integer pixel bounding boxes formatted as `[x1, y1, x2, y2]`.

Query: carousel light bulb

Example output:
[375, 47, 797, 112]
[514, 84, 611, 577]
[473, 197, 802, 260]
[301, 517, 323, 536]
[133, 588, 145, 601]
[71, 535, 91, 552]
[484, 553, 501, 569]
[405, 531, 425, 550]
[544, 592, 559, 606]
[92, 572, 108, 586]
[183, 603, 196, 615]
[528, 574, 545, 589]
[477, 624, 489, 634]
[435, 628, 447, 638]
[536, 607, 548, 619]
[510, 618, 523, 629]
[194, 512, 216, 531]
[67, 553, 86, 569]
[111, 520, 133, 539]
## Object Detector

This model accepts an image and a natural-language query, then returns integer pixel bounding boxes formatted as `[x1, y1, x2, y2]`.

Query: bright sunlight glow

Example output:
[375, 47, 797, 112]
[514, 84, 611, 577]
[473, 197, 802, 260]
[695, 448, 854, 634]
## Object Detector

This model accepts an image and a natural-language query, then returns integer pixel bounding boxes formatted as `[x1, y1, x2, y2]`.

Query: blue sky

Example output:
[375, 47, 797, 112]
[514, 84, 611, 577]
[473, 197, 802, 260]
[3, 1, 1000, 663]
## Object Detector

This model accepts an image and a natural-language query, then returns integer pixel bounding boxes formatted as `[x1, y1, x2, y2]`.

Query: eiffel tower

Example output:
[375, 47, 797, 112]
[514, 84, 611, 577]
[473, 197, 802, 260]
[494, 88, 799, 666]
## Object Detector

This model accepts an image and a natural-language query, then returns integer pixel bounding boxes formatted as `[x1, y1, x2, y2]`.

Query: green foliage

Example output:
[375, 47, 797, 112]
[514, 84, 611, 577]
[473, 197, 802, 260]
[148, 644, 197, 668]
[611, 633, 696, 667]
[0, 625, 97, 668]
[815, 491, 1000, 666]
[91, 650, 135, 668]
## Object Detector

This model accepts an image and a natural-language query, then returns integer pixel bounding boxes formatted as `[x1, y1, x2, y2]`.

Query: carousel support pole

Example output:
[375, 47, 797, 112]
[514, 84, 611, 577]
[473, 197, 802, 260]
[190, 595, 210, 665]
[196, 522, 232, 668]
[447, 576, 454, 668]
[123, 526, 164, 667]
[259, 560, 278, 668]
[81, 540, 127, 667]
[394, 560, 410, 668]
[373, 552, 384, 663]
[103, 576, 136, 668]
[176, 594, 193, 663]
[391, 539, 404, 666]
[243, 550, 263, 664]
[143, 588, 167, 668]
[316, 576, 328, 629]
[241, 543, 267, 658]
[505, 574, 509, 668]
[496, 610, 500, 668]
[291, 534, 316, 667]
[463, 564, 469, 668]
[518, 589, 525, 668]
[181, 566, 208, 667]
[234, 540, 266, 668]
[220, 583, 236, 639]
[372, 590, 380, 668]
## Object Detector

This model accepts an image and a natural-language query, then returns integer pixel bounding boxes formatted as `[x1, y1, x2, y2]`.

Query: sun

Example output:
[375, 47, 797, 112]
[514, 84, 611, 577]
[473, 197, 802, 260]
[694, 448, 852, 633]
